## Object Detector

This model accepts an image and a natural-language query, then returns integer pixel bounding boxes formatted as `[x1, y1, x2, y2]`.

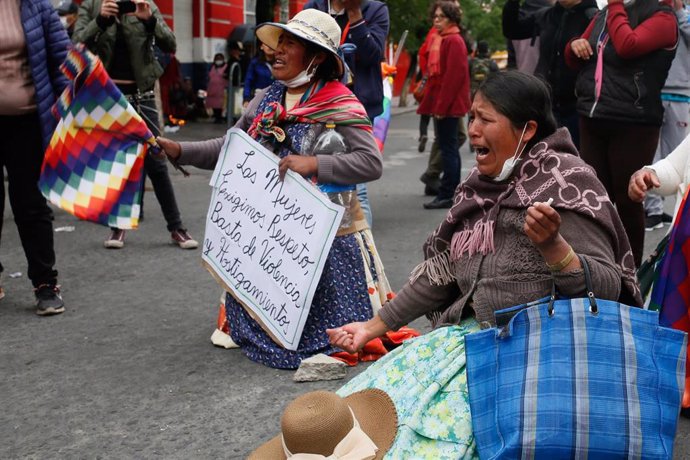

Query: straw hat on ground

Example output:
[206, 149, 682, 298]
[255, 9, 345, 77]
[248, 389, 398, 460]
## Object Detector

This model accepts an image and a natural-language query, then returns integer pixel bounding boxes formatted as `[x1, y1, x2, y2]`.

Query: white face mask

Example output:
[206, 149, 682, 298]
[278, 57, 317, 88]
[492, 123, 528, 182]
[214, 60, 224, 66]
[60, 17, 69, 28]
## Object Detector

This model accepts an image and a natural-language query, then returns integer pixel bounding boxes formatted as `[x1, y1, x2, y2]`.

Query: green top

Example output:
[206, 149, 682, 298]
[73, 0, 176, 93]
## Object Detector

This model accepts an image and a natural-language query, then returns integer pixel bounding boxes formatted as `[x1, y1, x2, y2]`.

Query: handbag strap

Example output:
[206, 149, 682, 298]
[547, 255, 598, 316]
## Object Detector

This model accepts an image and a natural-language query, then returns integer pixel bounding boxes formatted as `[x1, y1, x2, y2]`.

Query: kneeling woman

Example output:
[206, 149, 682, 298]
[158, 10, 391, 369]
[328, 71, 642, 458]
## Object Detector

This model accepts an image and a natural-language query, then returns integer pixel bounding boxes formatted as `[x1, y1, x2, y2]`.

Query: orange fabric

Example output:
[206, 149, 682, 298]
[330, 327, 421, 367]
[216, 302, 229, 334]
[428, 25, 460, 77]
[340, 22, 350, 45]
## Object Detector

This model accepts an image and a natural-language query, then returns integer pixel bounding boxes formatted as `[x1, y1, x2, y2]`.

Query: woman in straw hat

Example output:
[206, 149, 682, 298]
[249, 389, 397, 459]
[328, 70, 639, 458]
[157, 9, 392, 369]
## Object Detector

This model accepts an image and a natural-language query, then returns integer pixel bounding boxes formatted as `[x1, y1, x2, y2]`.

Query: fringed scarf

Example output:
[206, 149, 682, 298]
[247, 80, 371, 148]
[427, 25, 460, 77]
[411, 128, 642, 305]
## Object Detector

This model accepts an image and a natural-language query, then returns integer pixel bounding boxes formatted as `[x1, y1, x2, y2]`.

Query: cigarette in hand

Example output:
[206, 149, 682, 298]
[545, 197, 554, 207]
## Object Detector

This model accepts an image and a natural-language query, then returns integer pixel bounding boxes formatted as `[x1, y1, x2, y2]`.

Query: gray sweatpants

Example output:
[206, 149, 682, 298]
[645, 99, 690, 216]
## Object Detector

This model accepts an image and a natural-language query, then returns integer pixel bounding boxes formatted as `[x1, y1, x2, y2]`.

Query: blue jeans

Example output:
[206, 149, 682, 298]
[436, 117, 461, 201]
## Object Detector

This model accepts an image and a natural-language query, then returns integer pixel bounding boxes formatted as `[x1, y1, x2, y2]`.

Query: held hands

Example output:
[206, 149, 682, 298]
[341, 0, 364, 21]
[99, 0, 119, 18]
[133, 0, 153, 21]
[570, 38, 593, 60]
[628, 168, 660, 202]
[155, 137, 181, 161]
[278, 155, 318, 180]
[524, 201, 562, 248]
[100, 0, 152, 20]
[327, 322, 371, 354]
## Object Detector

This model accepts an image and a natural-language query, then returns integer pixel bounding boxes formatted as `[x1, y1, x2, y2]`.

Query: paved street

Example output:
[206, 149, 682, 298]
[1, 110, 687, 459]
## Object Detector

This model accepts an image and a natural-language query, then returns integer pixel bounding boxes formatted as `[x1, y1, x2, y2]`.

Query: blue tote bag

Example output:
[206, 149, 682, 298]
[465, 259, 687, 459]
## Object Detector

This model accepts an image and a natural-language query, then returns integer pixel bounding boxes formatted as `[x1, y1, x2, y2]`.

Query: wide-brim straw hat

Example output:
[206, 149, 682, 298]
[248, 389, 397, 460]
[255, 9, 344, 78]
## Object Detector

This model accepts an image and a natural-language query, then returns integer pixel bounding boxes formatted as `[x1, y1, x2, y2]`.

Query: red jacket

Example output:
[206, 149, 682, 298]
[564, 0, 677, 70]
[418, 32, 471, 117]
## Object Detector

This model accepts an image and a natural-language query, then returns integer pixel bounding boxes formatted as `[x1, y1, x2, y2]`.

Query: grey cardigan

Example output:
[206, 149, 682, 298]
[379, 207, 623, 330]
[178, 87, 382, 184]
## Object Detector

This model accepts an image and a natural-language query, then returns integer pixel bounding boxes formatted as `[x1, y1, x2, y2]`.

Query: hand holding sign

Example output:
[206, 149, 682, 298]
[203, 129, 343, 350]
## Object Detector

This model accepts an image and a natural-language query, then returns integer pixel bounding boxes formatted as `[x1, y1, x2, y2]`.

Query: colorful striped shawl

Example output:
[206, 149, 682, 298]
[248, 80, 371, 144]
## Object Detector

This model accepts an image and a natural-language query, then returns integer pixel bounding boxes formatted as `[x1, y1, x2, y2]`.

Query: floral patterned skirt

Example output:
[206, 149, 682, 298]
[338, 320, 481, 460]
[225, 229, 393, 369]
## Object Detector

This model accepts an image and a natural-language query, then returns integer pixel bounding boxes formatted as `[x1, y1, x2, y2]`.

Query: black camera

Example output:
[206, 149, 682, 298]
[117, 1, 136, 15]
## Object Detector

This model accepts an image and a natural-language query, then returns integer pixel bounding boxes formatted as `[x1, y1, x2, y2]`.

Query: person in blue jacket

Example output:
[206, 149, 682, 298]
[303, 0, 390, 228]
[242, 41, 275, 109]
[303, 0, 389, 120]
[0, 0, 70, 315]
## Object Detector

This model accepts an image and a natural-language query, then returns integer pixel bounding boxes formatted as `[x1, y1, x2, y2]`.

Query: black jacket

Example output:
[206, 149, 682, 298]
[574, 5, 676, 125]
[503, 0, 598, 112]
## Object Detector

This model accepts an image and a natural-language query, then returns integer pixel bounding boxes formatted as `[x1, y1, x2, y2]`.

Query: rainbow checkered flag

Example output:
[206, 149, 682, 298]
[651, 186, 690, 404]
[39, 45, 155, 229]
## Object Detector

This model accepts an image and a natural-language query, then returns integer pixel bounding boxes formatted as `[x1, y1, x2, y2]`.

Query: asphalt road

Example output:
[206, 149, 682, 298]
[1, 111, 686, 459]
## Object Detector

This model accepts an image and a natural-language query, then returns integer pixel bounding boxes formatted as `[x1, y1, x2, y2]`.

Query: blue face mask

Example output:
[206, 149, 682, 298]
[492, 123, 528, 182]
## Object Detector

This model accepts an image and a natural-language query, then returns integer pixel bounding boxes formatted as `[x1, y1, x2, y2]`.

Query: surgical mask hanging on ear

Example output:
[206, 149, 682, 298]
[492, 123, 529, 182]
[278, 57, 318, 88]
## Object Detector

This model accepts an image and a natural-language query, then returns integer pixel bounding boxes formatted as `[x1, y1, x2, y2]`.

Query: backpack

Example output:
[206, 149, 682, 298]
[469, 57, 492, 95]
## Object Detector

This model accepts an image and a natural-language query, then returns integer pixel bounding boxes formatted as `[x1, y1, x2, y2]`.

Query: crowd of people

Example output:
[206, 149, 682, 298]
[2, 0, 690, 456]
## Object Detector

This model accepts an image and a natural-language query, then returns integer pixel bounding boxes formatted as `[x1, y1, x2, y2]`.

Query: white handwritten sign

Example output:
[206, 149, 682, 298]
[202, 128, 344, 350]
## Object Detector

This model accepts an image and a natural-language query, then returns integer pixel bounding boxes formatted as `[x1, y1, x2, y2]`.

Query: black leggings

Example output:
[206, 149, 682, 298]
[578, 117, 660, 267]
[0, 113, 58, 286]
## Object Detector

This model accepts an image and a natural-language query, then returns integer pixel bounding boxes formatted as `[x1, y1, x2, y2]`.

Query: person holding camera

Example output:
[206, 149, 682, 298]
[73, 0, 198, 250]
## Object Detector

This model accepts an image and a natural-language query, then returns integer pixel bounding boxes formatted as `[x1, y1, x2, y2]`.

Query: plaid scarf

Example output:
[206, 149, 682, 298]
[411, 128, 642, 306]
[247, 80, 371, 146]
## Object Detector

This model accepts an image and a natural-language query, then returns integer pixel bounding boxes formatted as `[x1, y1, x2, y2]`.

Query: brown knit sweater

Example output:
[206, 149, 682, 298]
[379, 207, 622, 330]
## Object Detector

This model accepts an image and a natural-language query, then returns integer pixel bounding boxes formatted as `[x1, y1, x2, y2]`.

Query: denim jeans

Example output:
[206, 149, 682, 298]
[425, 117, 467, 181]
[0, 113, 58, 287]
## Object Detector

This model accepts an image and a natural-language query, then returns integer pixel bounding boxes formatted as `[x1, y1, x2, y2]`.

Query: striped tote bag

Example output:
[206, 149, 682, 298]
[465, 260, 687, 459]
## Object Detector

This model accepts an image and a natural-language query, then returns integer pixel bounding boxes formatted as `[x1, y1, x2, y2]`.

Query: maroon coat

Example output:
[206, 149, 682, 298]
[418, 32, 471, 117]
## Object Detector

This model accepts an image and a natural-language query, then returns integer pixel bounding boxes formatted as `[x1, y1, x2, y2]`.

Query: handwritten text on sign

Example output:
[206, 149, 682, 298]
[203, 128, 343, 350]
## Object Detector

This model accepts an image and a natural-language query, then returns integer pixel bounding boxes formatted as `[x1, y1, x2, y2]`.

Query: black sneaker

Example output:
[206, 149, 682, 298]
[418, 134, 428, 152]
[661, 212, 673, 224]
[645, 214, 663, 232]
[423, 197, 454, 209]
[35, 284, 65, 316]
